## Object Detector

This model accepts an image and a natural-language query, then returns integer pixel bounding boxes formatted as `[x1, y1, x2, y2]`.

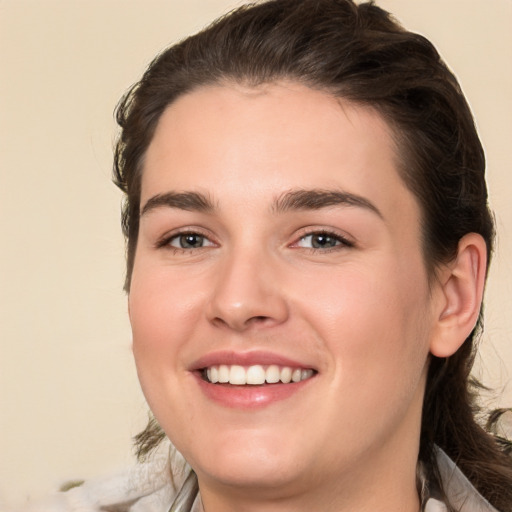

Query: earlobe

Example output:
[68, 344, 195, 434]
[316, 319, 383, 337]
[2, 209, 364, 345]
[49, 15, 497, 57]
[429, 233, 488, 358]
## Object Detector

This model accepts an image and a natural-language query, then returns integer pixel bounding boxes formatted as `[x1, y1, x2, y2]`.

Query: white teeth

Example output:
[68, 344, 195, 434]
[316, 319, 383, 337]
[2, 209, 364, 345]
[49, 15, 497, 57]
[301, 369, 313, 380]
[266, 365, 280, 383]
[291, 368, 302, 382]
[204, 364, 314, 385]
[229, 365, 247, 385]
[280, 367, 292, 383]
[246, 365, 266, 385]
[218, 365, 229, 383]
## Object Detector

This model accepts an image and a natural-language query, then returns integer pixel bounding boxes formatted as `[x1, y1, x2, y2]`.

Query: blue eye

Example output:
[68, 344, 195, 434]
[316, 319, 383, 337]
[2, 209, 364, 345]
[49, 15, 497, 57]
[297, 232, 349, 249]
[168, 233, 214, 249]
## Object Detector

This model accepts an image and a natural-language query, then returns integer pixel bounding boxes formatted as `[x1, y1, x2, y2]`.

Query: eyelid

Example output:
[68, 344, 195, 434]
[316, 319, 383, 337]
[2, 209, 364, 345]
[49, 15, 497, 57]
[153, 225, 354, 252]
[155, 227, 217, 250]
[290, 227, 355, 250]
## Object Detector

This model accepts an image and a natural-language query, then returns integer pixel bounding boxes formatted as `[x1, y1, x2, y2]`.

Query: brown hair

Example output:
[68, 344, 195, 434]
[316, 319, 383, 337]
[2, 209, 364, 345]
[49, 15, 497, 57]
[113, 1, 512, 509]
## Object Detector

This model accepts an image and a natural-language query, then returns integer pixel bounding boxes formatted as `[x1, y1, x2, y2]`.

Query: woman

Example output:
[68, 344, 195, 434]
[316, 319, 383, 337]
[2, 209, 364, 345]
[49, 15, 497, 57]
[24, 0, 512, 511]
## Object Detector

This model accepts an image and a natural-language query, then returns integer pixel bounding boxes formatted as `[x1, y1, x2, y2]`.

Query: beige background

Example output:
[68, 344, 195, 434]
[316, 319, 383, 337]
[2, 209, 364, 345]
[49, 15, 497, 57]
[1, 0, 511, 507]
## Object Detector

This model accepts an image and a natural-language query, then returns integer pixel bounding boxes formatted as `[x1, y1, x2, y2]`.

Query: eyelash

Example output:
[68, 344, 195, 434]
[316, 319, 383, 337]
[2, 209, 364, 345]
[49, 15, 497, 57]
[293, 229, 354, 252]
[156, 228, 354, 254]
[156, 229, 215, 253]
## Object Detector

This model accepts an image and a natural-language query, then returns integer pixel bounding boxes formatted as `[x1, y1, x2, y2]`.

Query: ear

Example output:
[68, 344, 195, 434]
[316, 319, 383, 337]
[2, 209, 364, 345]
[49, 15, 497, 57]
[429, 233, 488, 358]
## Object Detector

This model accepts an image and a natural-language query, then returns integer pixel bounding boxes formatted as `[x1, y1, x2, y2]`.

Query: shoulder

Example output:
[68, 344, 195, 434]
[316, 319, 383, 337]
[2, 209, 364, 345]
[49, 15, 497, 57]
[17, 456, 186, 512]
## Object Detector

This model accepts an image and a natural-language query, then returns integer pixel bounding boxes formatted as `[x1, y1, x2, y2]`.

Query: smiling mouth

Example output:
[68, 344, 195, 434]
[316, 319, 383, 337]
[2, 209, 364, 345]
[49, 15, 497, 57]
[202, 364, 315, 385]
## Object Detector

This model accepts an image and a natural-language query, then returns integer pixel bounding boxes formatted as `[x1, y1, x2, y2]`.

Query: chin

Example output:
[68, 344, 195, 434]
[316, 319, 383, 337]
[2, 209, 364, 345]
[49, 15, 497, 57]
[198, 456, 305, 492]
[181, 431, 308, 490]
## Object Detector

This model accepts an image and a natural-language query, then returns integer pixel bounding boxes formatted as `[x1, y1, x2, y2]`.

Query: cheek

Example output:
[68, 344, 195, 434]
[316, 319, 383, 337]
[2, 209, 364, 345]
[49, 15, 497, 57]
[278, 262, 431, 454]
[296, 260, 425, 329]
[293, 259, 431, 380]
[129, 266, 202, 373]
[128, 269, 205, 431]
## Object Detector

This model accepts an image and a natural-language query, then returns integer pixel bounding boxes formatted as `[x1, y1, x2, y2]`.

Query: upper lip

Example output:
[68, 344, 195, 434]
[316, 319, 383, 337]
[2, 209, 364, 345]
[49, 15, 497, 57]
[190, 350, 315, 371]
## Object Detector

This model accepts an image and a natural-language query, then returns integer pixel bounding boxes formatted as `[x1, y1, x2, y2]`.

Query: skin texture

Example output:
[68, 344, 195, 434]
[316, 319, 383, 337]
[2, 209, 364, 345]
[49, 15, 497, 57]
[129, 82, 486, 512]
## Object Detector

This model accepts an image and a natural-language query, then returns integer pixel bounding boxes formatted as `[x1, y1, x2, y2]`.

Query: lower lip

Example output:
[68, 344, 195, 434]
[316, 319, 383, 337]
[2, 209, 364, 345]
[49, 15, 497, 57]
[194, 373, 314, 409]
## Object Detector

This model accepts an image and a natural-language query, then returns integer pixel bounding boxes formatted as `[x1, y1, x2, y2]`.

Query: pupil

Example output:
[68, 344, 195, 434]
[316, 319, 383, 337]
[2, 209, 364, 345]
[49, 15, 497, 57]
[181, 234, 203, 248]
[312, 234, 336, 248]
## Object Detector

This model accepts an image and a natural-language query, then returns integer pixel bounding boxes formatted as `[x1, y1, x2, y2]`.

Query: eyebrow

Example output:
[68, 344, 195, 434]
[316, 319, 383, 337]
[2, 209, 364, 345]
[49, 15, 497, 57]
[272, 189, 383, 218]
[140, 191, 215, 217]
[140, 188, 382, 219]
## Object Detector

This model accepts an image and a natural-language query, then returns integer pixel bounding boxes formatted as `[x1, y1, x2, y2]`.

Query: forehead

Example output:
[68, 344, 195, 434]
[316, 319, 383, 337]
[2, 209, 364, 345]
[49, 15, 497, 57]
[142, 82, 418, 225]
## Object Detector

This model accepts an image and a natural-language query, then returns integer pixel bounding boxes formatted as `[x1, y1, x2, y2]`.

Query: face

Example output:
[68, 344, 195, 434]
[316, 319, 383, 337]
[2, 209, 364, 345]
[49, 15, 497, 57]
[129, 83, 440, 503]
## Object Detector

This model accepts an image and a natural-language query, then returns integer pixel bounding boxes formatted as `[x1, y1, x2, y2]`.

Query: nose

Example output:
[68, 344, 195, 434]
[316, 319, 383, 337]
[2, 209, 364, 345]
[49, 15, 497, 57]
[205, 249, 289, 332]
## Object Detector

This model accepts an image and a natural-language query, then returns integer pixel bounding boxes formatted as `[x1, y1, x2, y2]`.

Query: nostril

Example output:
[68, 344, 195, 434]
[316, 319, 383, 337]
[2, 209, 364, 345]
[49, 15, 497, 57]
[211, 314, 274, 331]
[207, 288, 289, 331]
[249, 315, 272, 325]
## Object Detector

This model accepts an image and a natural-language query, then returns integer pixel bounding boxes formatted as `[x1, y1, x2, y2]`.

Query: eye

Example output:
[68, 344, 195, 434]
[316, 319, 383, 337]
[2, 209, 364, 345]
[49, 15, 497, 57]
[166, 232, 215, 250]
[295, 231, 352, 250]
